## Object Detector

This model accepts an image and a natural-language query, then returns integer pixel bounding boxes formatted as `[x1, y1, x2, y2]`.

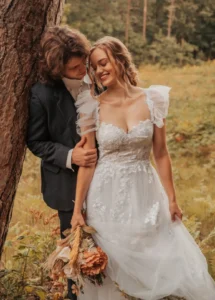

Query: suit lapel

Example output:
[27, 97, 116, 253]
[56, 87, 76, 119]
[55, 82, 80, 143]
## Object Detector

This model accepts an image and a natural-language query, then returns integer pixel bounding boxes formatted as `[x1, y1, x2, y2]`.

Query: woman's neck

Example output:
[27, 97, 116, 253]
[105, 81, 134, 101]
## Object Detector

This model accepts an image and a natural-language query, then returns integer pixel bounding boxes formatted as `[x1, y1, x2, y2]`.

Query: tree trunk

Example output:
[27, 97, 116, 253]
[167, 0, 175, 38]
[143, 0, 147, 41]
[0, 0, 65, 258]
[125, 0, 131, 46]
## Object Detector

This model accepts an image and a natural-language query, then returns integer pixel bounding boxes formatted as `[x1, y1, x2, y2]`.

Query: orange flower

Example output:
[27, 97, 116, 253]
[80, 246, 108, 276]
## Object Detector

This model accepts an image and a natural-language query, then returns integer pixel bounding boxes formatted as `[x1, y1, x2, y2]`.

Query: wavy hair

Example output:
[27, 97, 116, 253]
[39, 26, 90, 84]
[89, 36, 138, 88]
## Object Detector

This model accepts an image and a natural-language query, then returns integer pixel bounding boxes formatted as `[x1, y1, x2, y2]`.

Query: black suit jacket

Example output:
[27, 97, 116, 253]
[27, 80, 81, 211]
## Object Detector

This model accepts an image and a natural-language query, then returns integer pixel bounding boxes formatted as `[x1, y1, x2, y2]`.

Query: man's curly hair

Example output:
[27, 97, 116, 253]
[38, 26, 90, 84]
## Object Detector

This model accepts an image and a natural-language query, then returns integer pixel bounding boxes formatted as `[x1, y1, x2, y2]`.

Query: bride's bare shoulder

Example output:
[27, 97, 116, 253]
[128, 86, 146, 101]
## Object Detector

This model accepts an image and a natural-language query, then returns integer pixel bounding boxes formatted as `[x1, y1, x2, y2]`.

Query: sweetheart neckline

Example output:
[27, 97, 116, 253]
[99, 119, 152, 135]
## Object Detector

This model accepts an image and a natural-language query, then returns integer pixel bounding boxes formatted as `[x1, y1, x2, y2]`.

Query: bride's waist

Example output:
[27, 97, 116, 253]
[98, 151, 150, 164]
[97, 157, 150, 167]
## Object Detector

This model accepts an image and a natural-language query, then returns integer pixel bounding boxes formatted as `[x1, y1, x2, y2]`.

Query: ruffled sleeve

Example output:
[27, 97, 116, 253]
[146, 85, 171, 128]
[75, 89, 99, 136]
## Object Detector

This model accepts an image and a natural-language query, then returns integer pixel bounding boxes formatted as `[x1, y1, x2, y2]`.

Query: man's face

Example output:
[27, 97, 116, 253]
[63, 56, 87, 80]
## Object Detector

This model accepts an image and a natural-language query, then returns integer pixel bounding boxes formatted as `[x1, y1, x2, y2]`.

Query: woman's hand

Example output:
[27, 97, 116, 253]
[71, 212, 86, 230]
[169, 201, 183, 222]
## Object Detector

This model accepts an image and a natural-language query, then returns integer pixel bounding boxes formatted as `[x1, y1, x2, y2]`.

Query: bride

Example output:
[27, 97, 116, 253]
[71, 36, 215, 300]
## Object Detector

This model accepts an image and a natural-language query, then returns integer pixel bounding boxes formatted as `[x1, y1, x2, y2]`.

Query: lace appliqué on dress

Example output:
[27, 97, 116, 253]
[87, 160, 154, 224]
[144, 202, 160, 226]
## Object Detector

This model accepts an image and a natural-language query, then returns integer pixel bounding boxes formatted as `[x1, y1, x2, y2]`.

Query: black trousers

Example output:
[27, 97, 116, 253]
[58, 210, 77, 300]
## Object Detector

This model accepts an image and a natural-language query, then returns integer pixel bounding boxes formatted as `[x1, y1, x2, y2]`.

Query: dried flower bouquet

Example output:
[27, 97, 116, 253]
[45, 225, 108, 295]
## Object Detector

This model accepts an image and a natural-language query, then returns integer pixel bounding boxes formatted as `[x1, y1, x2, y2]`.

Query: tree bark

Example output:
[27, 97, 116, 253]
[167, 0, 175, 38]
[143, 0, 147, 41]
[125, 0, 131, 46]
[0, 0, 65, 258]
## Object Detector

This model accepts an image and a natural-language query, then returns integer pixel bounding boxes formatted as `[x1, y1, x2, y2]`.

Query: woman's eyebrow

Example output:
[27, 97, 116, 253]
[94, 58, 107, 65]
[91, 58, 107, 69]
[98, 58, 107, 63]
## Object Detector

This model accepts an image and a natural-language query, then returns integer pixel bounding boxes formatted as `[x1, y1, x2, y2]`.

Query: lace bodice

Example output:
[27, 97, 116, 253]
[97, 119, 153, 164]
[75, 85, 170, 165]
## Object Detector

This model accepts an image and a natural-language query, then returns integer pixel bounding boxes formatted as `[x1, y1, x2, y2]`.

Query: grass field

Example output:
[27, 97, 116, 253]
[1, 62, 215, 298]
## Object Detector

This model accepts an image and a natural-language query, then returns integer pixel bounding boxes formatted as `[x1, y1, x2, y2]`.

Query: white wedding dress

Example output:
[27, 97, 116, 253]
[76, 86, 215, 300]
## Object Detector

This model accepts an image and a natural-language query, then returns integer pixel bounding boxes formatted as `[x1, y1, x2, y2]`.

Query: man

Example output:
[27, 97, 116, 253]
[27, 26, 97, 300]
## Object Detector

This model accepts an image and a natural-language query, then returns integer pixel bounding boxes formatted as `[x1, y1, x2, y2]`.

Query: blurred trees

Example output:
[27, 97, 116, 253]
[63, 0, 215, 66]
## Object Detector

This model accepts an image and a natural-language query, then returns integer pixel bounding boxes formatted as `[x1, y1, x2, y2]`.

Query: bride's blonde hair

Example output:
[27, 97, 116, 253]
[89, 36, 138, 88]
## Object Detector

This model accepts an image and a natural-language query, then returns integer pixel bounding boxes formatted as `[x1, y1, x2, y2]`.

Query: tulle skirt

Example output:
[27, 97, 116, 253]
[78, 160, 215, 300]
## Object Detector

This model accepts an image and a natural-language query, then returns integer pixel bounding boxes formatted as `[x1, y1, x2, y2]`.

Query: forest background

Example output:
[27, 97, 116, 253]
[1, 0, 215, 299]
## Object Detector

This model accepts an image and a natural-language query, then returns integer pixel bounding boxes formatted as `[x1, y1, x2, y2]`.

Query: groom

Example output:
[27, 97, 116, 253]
[27, 26, 97, 299]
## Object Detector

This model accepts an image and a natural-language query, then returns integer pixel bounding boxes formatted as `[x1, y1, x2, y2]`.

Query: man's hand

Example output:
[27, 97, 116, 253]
[72, 136, 97, 167]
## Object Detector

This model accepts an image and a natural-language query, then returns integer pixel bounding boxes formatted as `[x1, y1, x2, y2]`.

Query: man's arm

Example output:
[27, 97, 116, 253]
[27, 91, 97, 169]
[27, 92, 70, 169]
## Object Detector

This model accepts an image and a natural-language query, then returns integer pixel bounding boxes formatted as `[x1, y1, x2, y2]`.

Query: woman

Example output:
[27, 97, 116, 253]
[71, 36, 215, 300]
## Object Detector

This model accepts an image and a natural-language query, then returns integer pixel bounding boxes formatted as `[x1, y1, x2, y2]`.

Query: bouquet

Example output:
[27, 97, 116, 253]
[45, 225, 108, 296]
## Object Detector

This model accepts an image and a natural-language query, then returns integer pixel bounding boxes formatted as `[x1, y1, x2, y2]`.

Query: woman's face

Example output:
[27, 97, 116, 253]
[90, 48, 118, 87]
